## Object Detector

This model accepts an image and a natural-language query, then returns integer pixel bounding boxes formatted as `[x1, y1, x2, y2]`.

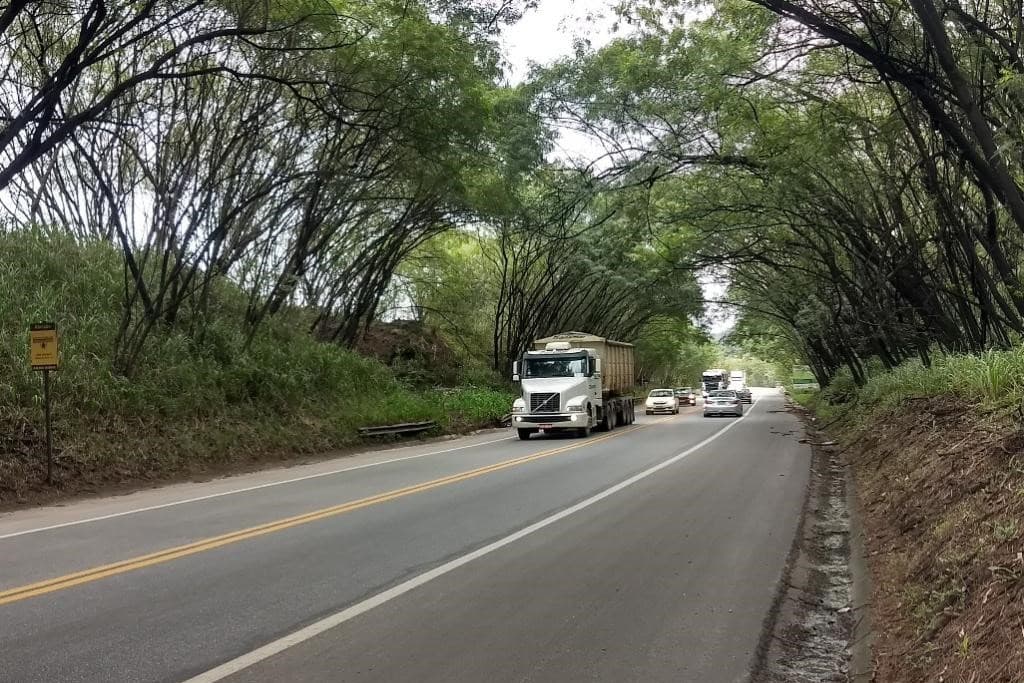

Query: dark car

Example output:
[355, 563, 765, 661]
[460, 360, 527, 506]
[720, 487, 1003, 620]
[674, 387, 697, 406]
[735, 386, 753, 403]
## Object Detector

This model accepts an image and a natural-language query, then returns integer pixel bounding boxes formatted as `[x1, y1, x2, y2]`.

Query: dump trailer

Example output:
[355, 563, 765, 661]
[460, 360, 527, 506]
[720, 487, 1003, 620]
[511, 332, 637, 440]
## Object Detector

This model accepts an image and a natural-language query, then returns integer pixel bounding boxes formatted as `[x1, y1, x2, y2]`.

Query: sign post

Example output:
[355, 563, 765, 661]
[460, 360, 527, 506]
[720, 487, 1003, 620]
[29, 323, 59, 484]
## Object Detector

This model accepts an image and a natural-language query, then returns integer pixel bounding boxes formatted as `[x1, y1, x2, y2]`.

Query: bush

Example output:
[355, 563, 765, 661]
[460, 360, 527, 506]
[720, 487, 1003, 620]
[810, 347, 1024, 421]
[0, 231, 513, 499]
[821, 369, 858, 404]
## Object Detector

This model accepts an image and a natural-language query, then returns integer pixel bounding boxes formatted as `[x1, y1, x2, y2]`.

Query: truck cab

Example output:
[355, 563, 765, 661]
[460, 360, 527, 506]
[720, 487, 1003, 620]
[701, 368, 729, 398]
[511, 334, 636, 440]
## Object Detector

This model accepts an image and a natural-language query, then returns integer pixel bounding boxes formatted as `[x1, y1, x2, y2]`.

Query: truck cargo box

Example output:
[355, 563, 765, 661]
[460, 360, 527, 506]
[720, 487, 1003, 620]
[532, 332, 635, 396]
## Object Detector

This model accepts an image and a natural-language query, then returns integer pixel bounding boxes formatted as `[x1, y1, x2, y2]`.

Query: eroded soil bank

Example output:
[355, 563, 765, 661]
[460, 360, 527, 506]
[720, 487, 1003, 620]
[781, 396, 1024, 682]
[846, 397, 1024, 681]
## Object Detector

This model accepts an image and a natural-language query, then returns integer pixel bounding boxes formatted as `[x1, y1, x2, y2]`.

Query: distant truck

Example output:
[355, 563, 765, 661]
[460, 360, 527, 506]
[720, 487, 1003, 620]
[701, 368, 729, 397]
[511, 332, 637, 440]
[729, 370, 746, 388]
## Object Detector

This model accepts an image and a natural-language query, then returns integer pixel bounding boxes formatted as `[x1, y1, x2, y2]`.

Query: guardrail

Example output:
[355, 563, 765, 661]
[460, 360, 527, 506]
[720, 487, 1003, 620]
[357, 421, 437, 437]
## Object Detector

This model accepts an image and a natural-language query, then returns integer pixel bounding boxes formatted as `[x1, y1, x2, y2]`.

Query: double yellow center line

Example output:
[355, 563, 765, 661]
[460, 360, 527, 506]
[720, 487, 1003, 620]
[0, 418, 669, 606]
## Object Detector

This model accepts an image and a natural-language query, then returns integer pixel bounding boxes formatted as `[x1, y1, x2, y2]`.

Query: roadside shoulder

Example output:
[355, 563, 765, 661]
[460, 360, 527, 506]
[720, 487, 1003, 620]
[752, 403, 858, 682]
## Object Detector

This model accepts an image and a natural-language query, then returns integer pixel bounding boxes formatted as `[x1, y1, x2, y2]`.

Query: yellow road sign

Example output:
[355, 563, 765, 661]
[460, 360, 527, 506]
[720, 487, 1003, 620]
[30, 323, 58, 371]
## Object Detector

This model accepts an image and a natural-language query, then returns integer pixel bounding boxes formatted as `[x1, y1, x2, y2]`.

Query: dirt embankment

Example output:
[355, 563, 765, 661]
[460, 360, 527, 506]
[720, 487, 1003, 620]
[0, 412, 506, 511]
[836, 397, 1024, 681]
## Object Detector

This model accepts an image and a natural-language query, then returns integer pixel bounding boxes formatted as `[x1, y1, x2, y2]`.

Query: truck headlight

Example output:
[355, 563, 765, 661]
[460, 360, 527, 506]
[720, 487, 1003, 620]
[512, 399, 526, 414]
[567, 404, 585, 413]
[512, 405, 525, 413]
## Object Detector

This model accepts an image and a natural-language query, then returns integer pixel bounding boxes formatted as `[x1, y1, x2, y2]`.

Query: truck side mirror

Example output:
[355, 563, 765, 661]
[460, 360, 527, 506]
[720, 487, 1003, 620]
[593, 358, 602, 374]
[512, 361, 520, 382]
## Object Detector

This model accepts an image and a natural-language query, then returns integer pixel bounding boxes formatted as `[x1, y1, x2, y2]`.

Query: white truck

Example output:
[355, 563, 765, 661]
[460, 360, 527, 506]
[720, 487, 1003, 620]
[511, 332, 636, 440]
[729, 370, 746, 389]
[701, 368, 729, 397]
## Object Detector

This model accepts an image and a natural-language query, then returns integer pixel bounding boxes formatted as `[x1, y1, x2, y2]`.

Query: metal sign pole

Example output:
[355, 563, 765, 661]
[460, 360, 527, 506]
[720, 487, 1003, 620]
[29, 322, 59, 486]
[43, 369, 52, 485]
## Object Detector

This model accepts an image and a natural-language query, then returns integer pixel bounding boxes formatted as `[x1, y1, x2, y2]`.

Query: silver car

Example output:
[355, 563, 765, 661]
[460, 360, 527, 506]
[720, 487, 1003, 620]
[704, 390, 744, 417]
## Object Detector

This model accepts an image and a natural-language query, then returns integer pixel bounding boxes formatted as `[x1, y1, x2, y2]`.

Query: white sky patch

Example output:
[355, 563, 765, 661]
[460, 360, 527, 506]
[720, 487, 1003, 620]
[698, 271, 735, 338]
[500, 1, 618, 84]
[501, 0, 622, 167]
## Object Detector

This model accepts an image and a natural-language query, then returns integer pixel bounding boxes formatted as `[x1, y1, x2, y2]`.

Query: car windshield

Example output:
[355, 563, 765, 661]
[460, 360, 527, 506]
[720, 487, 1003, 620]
[524, 356, 587, 378]
[709, 391, 737, 398]
[649, 390, 674, 397]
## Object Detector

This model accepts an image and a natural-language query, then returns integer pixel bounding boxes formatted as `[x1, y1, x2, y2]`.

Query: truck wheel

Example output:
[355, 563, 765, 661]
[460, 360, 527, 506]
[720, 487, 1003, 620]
[517, 428, 535, 440]
[628, 403, 635, 424]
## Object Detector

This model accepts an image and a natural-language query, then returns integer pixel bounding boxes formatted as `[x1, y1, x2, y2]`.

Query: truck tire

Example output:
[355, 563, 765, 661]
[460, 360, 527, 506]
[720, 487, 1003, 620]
[517, 428, 535, 440]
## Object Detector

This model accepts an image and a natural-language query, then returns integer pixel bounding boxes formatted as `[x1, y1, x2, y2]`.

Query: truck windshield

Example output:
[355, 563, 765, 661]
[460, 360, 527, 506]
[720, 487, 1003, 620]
[524, 356, 587, 378]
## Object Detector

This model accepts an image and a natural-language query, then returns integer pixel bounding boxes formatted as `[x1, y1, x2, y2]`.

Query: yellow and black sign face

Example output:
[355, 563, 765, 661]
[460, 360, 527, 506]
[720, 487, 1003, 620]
[29, 323, 58, 371]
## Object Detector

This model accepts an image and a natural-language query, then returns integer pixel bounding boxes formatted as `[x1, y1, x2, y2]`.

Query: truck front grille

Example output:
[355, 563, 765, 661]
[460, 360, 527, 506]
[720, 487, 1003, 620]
[530, 392, 560, 413]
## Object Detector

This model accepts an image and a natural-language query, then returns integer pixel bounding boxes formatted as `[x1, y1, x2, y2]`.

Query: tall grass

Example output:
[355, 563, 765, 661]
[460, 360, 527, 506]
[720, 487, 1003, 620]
[0, 231, 513, 495]
[804, 346, 1024, 419]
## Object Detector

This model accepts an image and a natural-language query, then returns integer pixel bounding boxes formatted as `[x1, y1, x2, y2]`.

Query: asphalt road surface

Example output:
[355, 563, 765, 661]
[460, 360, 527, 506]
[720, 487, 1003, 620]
[0, 389, 810, 683]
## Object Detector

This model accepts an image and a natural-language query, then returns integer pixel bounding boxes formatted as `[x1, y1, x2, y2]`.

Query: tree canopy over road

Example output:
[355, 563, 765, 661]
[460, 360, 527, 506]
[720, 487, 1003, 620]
[5, 0, 1024, 390]
[544, 0, 1024, 384]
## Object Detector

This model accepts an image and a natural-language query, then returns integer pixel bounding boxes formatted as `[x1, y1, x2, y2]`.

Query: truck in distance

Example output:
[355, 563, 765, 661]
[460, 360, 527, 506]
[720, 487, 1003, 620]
[511, 332, 636, 440]
[701, 368, 729, 398]
[728, 370, 752, 403]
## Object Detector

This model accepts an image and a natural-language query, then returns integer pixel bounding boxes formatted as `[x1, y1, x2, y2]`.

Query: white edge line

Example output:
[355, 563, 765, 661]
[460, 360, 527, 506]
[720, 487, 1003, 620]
[184, 399, 760, 683]
[0, 436, 516, 541]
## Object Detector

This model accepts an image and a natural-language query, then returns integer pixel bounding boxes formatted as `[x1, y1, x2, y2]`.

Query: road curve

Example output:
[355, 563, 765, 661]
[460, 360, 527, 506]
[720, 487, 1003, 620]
[0, 390, 810, 683]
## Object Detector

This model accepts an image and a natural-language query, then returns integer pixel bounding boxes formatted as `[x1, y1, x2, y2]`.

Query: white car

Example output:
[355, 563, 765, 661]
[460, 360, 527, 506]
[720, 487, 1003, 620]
[704, 390, 743, 417]
[645, 389, 679, 415]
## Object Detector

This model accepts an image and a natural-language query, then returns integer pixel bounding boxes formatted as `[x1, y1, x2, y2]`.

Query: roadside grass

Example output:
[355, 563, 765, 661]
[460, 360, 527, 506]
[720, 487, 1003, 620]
[788, 387, 821, 410]
[786, 386, 847, 422]
[794, 348, 1024, 682]
[797, 346, 1024, 424]
[0, 230, 513, 501]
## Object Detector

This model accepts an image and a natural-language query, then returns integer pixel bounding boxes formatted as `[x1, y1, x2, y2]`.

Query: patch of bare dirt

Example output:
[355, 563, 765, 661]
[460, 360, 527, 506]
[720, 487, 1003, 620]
[841, 397, 1024, 682]
[351, 320, 461, 385]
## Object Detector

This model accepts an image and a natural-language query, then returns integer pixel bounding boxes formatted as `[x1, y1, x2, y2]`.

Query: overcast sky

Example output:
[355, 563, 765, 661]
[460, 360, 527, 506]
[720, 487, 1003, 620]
[500, 1, 618, 84]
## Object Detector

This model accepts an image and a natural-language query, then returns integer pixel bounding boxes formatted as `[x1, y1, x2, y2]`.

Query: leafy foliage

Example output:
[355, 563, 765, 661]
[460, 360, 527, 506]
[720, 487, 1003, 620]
[545, 0, 1024, 389]
[0, 231, 512, 498]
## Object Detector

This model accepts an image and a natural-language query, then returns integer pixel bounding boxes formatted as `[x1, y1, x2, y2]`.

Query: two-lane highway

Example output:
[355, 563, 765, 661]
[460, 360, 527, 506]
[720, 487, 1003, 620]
[0, 390, 810, 682]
